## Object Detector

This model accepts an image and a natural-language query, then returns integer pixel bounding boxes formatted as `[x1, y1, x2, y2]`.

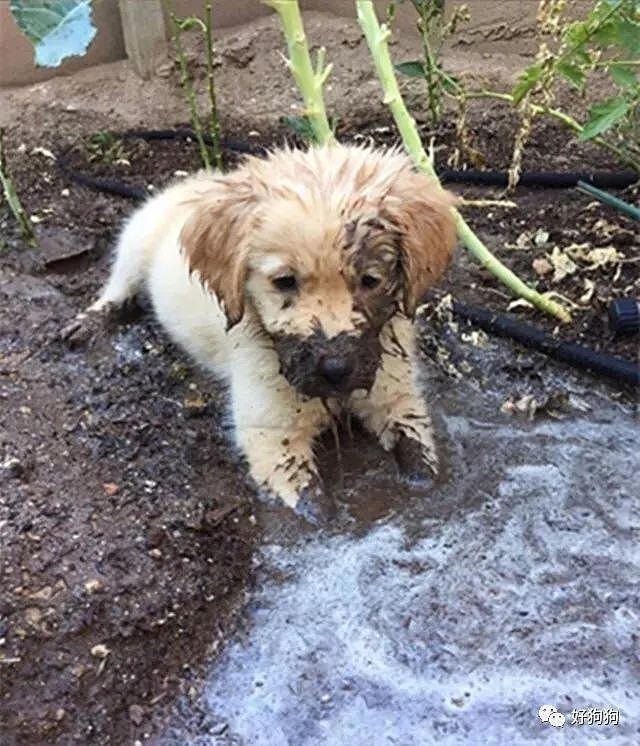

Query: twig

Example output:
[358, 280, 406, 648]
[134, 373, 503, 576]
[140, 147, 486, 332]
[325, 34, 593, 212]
[262, 0, 334, 145]
[163, 0, 211, 169]
[204, 1, 224, 170]
[356, 1, 571, 323]
[0, 127, 36, 246]
[460, 198, 518, 209]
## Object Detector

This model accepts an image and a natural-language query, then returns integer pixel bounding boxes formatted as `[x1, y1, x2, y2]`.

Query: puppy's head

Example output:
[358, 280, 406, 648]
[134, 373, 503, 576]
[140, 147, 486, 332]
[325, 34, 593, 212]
[181, 145, 457, 400]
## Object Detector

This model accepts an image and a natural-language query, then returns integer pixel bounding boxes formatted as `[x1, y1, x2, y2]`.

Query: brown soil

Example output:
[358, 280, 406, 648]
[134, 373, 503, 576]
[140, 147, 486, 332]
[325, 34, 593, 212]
[1, 12, 638, 746]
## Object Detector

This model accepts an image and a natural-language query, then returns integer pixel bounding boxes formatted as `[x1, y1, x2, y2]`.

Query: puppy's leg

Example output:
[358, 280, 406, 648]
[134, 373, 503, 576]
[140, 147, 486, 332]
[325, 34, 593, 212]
[350, 316, 438, 481]
[88, 202, 158, 313]
[229, 355, 331, 514]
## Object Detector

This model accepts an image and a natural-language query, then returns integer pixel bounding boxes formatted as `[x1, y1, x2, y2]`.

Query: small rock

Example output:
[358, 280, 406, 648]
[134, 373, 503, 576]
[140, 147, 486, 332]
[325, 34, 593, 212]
[156, 60, 174, 78]
[222, 41, 254, 68]
[146, 528, 167, 549]
[148, 548, 162, 559]
[25, 607, 43, 626]
[129, 704, 145, 726]
[84, 578, 104, 595]
[532, 257, 552, 276]
[90, 644, 110, 659]
[2, 457, 24, 480]
[102, 482, 119, 497]
[183, 394, 208, 417]
[55, 708, 66, 722]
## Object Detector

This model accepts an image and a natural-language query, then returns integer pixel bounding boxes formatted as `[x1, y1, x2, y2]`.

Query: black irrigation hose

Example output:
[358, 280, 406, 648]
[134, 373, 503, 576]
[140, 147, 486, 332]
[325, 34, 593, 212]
[55, 129, 269, 202]
[439, 168, 639, 189]
[56, 128, 639, 199]
[452, 301, 639, 388]
[54, 128, 639, 388]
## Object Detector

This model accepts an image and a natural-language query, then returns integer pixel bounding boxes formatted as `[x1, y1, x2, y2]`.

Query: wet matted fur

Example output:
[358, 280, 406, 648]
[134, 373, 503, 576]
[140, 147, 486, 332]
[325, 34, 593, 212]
[87, 143, 457, 512]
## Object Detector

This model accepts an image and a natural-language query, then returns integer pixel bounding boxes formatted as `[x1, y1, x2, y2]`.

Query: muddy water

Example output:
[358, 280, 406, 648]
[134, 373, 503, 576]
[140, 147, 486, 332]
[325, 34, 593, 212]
[165, 374, 639, 745]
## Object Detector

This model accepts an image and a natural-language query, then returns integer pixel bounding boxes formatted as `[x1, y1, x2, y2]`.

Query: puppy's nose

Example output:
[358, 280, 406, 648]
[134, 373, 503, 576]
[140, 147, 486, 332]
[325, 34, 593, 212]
[319, 355, 354, 385]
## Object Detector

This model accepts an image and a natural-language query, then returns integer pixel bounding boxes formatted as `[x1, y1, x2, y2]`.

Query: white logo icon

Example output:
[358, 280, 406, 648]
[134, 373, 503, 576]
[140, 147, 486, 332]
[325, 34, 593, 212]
[549, 711, 566, 727]
[538, 705, 565, 727]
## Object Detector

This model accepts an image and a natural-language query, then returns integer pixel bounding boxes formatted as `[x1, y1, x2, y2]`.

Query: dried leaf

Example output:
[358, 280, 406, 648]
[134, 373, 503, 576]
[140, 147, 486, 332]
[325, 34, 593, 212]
[547, 246, 579, 283]
[533, 229, 550, 247]
[501, 391, 590, 421]
[581, 247, 624, 271]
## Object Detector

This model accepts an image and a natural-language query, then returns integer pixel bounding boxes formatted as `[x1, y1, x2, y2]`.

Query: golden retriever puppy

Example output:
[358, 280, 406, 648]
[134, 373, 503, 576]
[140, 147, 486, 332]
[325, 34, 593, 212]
[88, 144, 457, 514]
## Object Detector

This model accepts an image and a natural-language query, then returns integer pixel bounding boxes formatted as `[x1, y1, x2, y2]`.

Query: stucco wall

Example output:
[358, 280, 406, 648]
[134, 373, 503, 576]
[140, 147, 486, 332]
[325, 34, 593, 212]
[0, 1, 580, 88]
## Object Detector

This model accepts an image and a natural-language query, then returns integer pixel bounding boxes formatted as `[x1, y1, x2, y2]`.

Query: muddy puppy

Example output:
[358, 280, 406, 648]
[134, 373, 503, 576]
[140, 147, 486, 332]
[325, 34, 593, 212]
[88, 144, 457, 513]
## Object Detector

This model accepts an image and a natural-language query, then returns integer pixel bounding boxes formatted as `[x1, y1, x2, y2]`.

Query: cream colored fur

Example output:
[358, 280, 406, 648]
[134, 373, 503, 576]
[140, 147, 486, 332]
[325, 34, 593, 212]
[88, 144, 456, 509]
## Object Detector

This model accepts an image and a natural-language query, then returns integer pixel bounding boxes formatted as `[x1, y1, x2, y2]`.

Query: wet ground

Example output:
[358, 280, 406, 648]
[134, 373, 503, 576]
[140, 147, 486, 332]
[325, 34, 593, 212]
[160, 336, 639, 744]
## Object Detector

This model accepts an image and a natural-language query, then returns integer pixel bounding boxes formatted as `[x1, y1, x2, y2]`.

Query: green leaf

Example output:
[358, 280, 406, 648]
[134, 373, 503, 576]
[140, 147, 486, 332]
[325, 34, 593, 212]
[610, 63, 638, 89]
[562, 20, 593, 64]
[612, 19, 640, 55]
[282, 115, 318, 144]
[557, 61, 586, 89]
[512, 63, 544, 104]
[592, 20, 618, 47]
[10, 0, 96, 68]
[394, 60, 426, 78]
[579, 96, 631, 139]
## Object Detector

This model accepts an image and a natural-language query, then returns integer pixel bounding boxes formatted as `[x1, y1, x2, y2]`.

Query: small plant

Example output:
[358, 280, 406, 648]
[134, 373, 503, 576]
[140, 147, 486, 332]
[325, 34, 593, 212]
[0, 128, 36, 246]
[163, 0, 224, 170]
[86, 132, 129, 164]
[393, 0, 469, 129]
[7, 0, 98, 248]
[395, 0, 640, 183]
[512, 0, 640, 172]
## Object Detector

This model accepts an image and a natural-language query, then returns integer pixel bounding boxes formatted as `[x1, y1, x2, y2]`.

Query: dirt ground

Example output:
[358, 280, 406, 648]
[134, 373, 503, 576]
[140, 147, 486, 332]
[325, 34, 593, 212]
[1, 10, 638, 746]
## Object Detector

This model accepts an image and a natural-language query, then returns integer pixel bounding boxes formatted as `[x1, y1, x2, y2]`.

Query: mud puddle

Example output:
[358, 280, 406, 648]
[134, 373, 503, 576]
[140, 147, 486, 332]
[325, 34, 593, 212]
[162, 368, 639, 745]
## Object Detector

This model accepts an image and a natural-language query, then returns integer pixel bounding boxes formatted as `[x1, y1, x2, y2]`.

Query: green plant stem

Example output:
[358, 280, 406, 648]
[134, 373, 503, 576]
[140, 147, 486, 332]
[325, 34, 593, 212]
[164, 0, 211, 169]
[416, 3, 444, 126]
[204, 1, 224, 171]
[0, 127, 36, 246]
[356, 1, 571, 323]
[262, 0, 334, 145]
[464, 89, 639, 171]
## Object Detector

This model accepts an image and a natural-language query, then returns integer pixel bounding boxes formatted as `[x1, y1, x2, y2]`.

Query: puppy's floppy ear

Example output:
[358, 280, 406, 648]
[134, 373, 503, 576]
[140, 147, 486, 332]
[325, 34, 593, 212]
[383, 172, 458, 317]
[180, 181, 259, 329]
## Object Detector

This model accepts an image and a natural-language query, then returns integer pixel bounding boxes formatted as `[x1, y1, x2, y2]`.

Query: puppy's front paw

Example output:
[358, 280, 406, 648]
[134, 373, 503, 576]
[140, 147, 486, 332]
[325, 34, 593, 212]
[393, 432, 438, 485]
[60, 301, 122, 348]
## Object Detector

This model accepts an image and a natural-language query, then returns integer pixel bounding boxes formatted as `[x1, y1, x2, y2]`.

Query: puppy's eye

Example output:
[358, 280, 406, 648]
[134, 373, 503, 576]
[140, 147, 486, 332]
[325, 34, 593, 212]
[272, 275, 297, 292]
[361, 274, 381, 290]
